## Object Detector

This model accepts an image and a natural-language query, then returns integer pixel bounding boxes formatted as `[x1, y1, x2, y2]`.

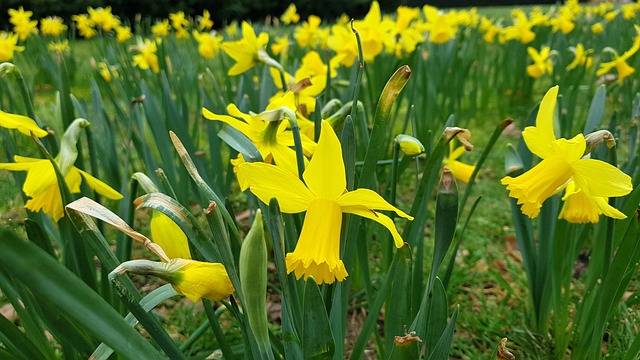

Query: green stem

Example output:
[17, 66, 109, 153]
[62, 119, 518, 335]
[350, 20, 364, 121]
[202, 299, 236, 359]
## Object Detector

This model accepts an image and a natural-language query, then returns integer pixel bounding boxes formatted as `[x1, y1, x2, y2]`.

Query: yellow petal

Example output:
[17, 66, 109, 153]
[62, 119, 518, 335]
[501, 155, 573, 218]
[522, 86, 558, 158]
[0, 109, 48, 137]
[285, 199, 347, 284]
[169, 259, 235, 302]
[77, 169, 123, 199]
[269, 143, 306, 177]
[342, 206, 405, 248]
[302, 121, 345, 199]
[337, 188, 413, 220]
[150, 211, 191, 260]
[202, 107, 255, 139]
[237, 162, 314, 213]
[571, 159, 632, 197]
[447, 159, 476, 184]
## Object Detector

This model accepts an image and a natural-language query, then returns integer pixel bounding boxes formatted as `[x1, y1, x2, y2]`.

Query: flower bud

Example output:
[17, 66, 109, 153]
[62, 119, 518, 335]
[394, 134, 425, 156]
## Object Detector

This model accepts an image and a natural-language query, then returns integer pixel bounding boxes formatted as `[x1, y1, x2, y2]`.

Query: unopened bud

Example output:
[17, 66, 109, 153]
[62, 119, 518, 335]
[394, 134, 424, 156]
[584, 129, 616, 156]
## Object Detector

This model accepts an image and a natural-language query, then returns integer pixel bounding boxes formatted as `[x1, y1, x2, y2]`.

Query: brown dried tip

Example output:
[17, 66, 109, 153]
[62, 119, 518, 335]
[441, 166, 453, 192]
[204, 200, 217, 215]
[497, 337, 515, 360]
[500, 118, 514, 128]
[443, 127, 473, 151]
[290, 78, 312, 93]
[131, 95, 146, 105]
[394, 331, 421, 346]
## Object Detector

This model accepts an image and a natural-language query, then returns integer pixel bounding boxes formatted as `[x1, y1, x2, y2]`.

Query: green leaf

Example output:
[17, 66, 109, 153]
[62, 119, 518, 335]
[0, 311, 47, 360]
[92, 285, 179, 360]
[427, 305, 459, 360]
[583, 85, 606, 134]
[385, 244, 413, 351]
[359, 66, 411, 190]
[302, 279, 335, 360]
[424, 278, 449, 356]
[0, 229, 163, 359]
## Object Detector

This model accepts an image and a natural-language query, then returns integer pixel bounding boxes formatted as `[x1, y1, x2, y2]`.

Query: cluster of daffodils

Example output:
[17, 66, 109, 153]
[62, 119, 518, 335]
[3, 1, 640, 84]
[501, 86, 632, 223]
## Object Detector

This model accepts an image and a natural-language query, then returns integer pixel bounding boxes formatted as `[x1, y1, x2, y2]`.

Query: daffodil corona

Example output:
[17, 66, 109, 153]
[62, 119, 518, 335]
[501, 86, 632, 221]
[238, 121, 413, 284]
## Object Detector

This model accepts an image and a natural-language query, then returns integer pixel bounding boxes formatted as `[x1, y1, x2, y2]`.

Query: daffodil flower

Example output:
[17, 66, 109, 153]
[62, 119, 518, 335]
[0, 32, 24, 62]
[443, 141, 476, 184]
[526, 46, 553, 78]
[237, 121, 413, 284]
[202, 92, 316, 177]
[501, 86, 632, 219]
[280, 4, 300, 25]
[0, 119, 122, 221]
[566, 44, 593, 71]
[596, 42, 639, 84]
[222, 21, 281, 76]
[0, 155, 122, 221]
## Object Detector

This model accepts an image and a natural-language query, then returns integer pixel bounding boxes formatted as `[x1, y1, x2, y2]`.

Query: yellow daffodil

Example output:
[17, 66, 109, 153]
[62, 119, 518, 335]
[395, 134, 424, 157]
[596, 42, 639, 84]
[501, 86, 632, 219]
[622, 4, 637, 20]
[501, 11, 535, 44]
[281, 4, 300, 25]
[72, 14, 97, 39]
[558, 181, 626, 223]
[328, 24, 358, 67]
[550, 8, 575, 34]
[9, 7, 33, 25]
[384, 6, 423, 57]
[566, 44, 593, 71]
[169, 11, 190, 31]
[151, 19, 171, 38]
[97, 62, 119, 82]
[270, 51, 329, 114]
[115, 26, 132, 43]
[197, 9, 214, 31]
[48, 40, 70, 55]
[165, 259, 234, 302]
[271, 35, 290, 57]
[0, 109, 47, 137]
[39, 16, 67, 36]
[88, 7, 120, 32]
[294, 15, 329, 49]
[592, 22, 604, 34]
[0, 120, 122, 221]
[203, 92, 316, 176]
[0, 32, 25, 62]
[131, 39, 160, 73]
[237, 121, 413, 284]
[222, 21, 279, 76]
[422, 5, 459, 44]
[150, 211, 191, 260]
[526, 46, 553, 78]
[0, 152, 122, 221]
[443, 141, 475, 184]
[352, 1, 394, 62]
[193, 31, 223, 59]
[9, 7, 38, 41]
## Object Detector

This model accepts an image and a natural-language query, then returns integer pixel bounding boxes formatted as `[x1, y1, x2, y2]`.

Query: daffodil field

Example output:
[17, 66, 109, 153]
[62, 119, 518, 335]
[0, 1, 640, 358]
